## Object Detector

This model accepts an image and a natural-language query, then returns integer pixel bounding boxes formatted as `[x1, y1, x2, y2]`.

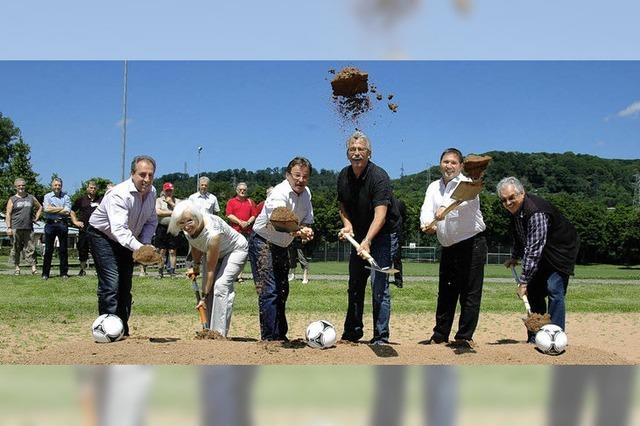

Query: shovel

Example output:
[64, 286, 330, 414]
[424, 180, 484, 229]
[342, 233, 399, 275]
[511, 266, 550, 332]
[192, 278, 209, 329]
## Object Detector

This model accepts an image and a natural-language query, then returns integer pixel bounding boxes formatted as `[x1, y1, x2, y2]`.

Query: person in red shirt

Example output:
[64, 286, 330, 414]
[225, 182, 257, 237]
[255, 186, 273, 216]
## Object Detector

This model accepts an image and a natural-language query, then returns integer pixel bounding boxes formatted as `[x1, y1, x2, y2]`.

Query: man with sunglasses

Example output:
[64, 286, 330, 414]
[497, 176, 579, 343]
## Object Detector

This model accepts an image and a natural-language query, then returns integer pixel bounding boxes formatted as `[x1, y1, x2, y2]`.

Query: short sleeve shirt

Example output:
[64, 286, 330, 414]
[72, 195, 102, 224]
[337, 161, 396, 239]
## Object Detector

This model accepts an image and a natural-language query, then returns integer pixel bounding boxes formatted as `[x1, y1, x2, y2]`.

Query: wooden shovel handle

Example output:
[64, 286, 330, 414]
[425, 200, 464, 229]
[342, 233, 375, 265]
[197, 306, 208, 328]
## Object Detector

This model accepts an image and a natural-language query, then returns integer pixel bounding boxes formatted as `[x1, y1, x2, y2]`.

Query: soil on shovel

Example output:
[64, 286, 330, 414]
[524, 313, 551, 332]
[271, 207, 299, 223]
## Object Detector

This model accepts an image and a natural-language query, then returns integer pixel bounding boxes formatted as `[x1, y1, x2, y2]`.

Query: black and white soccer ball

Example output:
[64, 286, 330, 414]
[92, 314, 124, 343]
[305, 320, 337, 349]
[535, 324, 568, 355]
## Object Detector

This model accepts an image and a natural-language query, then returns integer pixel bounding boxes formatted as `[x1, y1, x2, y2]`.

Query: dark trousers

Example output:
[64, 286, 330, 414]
[88, 226, 134, 335]
[343, 233, 392, 343]
[433, 234, 486, 341]
[77, 229, 92, 263]
[390, 232, 403, 285]
[42, 221, 69, 277]
[248, 233, 290, 341]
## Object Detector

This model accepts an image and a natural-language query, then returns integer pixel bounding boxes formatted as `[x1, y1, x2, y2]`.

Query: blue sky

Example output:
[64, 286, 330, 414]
[1, 61, 638, 192]
[2, 1, 640, 60]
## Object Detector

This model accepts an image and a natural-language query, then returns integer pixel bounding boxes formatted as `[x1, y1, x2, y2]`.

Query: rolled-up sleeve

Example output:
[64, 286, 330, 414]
[420, 185, 437, 227]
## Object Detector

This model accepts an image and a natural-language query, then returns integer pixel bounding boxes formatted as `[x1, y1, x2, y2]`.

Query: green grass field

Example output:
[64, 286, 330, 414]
[1, 269, 639, 328]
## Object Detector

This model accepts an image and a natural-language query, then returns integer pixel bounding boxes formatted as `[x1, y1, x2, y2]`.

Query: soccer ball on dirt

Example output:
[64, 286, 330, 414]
[535, 324, 568, 355]
[305, 320, 337, 349]
[92, 314, 124, 343]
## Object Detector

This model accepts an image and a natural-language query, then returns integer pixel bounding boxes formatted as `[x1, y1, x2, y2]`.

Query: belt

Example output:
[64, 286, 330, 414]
[46, 218, 67, 224]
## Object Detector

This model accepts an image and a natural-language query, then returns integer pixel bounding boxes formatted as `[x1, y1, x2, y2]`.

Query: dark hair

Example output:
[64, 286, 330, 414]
[440, 148, 463, 163]
[130, 155, 156, 173]
[286, 157, 313, 175]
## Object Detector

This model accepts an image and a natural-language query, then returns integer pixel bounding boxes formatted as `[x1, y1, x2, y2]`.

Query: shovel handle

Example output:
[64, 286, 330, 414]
[425, 200, 464, 229]
[342, 233, 376, 267]
[511, 266, 532, 315]
[197, 306, 208, 329]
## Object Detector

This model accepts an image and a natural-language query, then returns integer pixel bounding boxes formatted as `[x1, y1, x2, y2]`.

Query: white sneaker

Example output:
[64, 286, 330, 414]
[288, 273, 295, 281]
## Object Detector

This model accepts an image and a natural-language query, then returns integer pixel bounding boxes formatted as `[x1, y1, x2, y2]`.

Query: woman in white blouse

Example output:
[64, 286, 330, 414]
[168, 200, 248, 337]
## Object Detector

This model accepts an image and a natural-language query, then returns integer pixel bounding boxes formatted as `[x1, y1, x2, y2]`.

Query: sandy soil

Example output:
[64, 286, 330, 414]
[1, 312, 638, 365]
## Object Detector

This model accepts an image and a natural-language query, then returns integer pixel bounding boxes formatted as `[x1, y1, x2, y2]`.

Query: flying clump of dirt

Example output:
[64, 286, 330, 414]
[330, 66, 398, 125]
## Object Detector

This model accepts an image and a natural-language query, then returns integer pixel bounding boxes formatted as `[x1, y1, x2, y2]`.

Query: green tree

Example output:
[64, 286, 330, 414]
[0, 113, 45, 209]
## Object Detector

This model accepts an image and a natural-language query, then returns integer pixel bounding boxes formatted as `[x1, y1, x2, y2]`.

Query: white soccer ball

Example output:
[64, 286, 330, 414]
[305, 320, 337, 349]
[92, 314, 124, 343]
[535, 324, 568, 355]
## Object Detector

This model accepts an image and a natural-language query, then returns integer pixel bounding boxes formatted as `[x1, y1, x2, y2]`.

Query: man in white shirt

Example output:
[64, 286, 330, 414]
[88, 155, 159, 338]
[420, 148, 487, 347]
[189, 176, 220, 215]
[249, 157, 314, 341]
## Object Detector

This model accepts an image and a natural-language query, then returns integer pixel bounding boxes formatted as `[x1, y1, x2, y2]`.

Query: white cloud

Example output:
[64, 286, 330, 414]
[617, 100, 640, 118]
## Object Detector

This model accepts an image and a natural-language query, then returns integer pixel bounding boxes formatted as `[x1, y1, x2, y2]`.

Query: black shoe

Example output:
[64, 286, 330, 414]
[78, 269, 86, 277]
[426, 334, 448, 344]
[341, 333, 363, 343]
[41, 275, 49, 281]
[369, 338, 389, 346]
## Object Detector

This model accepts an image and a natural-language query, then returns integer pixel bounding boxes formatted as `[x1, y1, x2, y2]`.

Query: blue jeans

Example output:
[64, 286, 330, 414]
[88, 226, 135, 335]
[248, 233, 290, 341]
[342, 233, 392, 343]
[42, 221, 69, 277]
[527, 268, 569, 341]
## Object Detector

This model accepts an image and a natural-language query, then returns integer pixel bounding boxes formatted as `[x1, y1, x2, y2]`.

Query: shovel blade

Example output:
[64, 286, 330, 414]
[450, 181, 484, 202]
[365, 265, 400, 275]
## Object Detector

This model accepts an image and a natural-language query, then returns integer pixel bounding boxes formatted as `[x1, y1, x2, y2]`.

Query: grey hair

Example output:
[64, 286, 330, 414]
[346, 130, 372, 152]
[496, 176, 525, 196]
[51, 177, 63, 185]
[130, 155, 156, 173]
[236, 182, 248, 189]
[199, 176, 210, 185]
[14, 178, 26, 186]
[168, 200, 205, 236]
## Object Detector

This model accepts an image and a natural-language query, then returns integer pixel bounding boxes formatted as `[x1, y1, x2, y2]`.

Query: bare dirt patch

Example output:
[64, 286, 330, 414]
[2, 313, 638, 365]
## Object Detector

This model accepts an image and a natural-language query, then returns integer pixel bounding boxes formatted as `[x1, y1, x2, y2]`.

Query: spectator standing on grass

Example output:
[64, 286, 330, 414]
[337, 130, 399, 345]
[287, 237, 310, 284]
[497, 176, 579, 343]
[155, 182, 181, 278]
[5, 177, 42, 275]
[420, 148, 487, 347]
[226, 182, 257, 237]
[87, 155, 158, 338]
[70, 180, 102, 276]
[389, 195, 406, 288]
[189, 176, 220, 215]
[249, 157, 314, 341]
[42, 177, 72, 280]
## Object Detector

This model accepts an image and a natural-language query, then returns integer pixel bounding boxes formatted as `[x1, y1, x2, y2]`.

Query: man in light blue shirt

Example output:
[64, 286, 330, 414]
[42, 177, 72, 280]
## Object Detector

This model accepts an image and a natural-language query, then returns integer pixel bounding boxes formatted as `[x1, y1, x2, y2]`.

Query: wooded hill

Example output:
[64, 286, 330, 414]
[153, 151, 640, 265]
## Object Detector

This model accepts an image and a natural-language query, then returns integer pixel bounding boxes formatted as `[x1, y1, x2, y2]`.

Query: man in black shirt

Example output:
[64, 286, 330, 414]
[337, 130, 399, 345]
[71, 180, 103, 276]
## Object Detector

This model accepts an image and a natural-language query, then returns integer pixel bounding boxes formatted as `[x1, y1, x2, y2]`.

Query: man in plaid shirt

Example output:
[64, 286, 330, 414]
[497, 176, 579, 343]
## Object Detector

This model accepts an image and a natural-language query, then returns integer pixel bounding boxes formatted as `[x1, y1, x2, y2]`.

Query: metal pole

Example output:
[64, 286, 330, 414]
[196, 146, 203, 192]
[120, 60, 128, 182]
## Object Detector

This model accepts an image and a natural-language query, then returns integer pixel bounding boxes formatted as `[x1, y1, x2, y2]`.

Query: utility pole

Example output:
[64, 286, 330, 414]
[196, 146, 203, 192]
[120, 60, 128, 182]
